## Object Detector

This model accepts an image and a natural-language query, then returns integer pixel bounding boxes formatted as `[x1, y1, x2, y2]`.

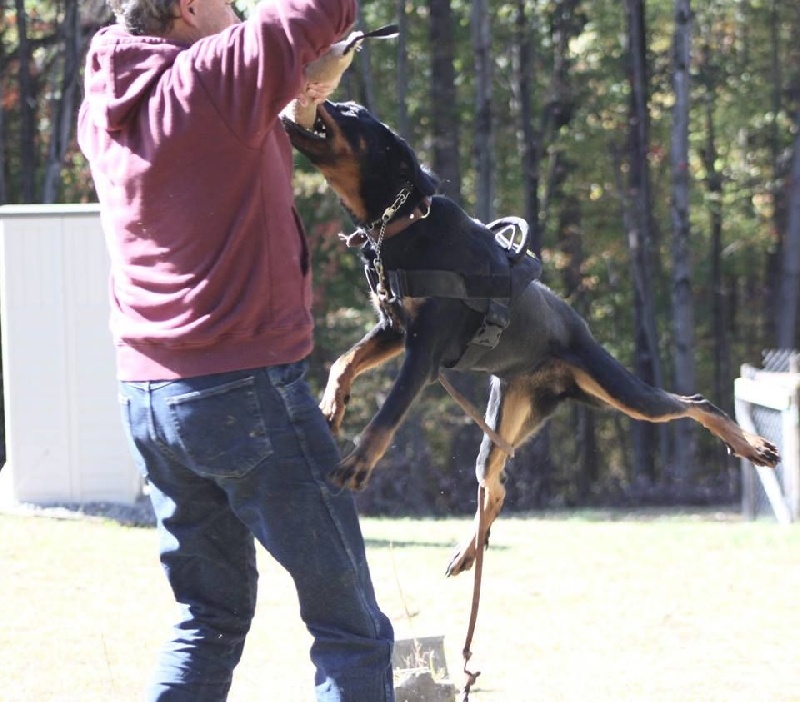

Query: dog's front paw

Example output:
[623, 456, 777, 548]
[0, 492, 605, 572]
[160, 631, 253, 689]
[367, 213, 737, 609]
[319, 383, 350, 434]
[328, 449, 373, 491]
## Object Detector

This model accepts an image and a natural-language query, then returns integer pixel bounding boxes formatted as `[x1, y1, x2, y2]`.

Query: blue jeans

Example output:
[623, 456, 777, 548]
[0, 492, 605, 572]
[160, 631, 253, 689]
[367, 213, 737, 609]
[118, 361, 394, 701]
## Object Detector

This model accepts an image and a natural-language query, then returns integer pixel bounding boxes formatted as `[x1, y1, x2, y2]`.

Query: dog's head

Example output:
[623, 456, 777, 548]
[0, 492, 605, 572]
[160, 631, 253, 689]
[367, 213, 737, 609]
[282, 101, 438, 225]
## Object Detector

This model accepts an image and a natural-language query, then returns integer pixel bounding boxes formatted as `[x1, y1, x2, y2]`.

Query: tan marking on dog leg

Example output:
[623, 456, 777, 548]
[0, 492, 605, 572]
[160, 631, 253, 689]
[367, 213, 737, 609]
[448, 379, 544, 577]
[572, 368, 688, 422]
[355, 424, 394, 468]
[572, 368, 779, 467]
[683, 403, 780, 467]
[330, 424, 395, 491]
[321, 335, 404, 433]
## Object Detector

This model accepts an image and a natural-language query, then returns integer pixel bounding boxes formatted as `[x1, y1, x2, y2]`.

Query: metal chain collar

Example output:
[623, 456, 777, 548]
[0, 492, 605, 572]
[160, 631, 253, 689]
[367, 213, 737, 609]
[364, 187, 411, 302]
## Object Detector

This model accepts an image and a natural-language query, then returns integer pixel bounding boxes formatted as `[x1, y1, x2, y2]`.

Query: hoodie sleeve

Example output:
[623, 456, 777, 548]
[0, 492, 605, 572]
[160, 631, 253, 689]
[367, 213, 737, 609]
[185, 0, 356, 146]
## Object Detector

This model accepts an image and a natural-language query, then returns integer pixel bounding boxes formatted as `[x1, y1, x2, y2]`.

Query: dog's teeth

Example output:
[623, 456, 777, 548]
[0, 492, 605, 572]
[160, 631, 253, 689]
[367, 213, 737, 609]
[311, 118, 327, 139]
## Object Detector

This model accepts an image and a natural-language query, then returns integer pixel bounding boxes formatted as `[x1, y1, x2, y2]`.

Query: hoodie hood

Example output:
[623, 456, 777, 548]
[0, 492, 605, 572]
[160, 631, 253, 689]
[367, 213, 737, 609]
[83, 25, 183, 132]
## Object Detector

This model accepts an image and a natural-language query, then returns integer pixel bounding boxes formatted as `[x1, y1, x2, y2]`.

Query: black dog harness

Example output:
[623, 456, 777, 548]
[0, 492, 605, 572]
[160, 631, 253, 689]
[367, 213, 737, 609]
[362, 215, 542, 368]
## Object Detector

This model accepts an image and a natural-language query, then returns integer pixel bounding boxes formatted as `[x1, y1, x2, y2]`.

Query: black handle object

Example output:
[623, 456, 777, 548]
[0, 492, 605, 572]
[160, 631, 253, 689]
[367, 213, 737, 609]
[342, 23, 401, 54]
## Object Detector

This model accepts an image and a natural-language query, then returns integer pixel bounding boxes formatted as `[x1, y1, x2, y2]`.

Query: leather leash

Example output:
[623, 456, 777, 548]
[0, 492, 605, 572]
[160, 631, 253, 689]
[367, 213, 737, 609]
[437, 373, 514, 700]
[460, 483, 486, 701]
[437, 374, 515, 457]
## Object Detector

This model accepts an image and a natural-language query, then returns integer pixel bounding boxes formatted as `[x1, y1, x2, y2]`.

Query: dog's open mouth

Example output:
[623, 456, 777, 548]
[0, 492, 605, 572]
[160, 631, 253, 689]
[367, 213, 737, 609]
[307, 111, 329, 139]
[282, 105, 332, 142]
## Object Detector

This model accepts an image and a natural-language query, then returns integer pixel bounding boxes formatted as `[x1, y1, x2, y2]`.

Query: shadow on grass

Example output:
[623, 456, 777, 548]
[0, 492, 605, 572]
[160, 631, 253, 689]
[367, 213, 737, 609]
[3, 498, 156, 528]
[365, 537, 509, 551]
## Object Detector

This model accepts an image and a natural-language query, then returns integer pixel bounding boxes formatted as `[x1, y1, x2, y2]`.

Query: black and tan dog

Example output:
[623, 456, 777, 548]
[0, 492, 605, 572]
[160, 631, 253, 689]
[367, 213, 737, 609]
[282, 101, 779, 576]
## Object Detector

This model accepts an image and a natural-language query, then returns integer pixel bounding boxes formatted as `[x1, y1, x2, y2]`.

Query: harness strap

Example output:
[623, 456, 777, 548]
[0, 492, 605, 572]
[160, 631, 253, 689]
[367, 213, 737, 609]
[361, 212, 543, 367]
[386, 269, 512, 301]
[438, 373, 515, 457]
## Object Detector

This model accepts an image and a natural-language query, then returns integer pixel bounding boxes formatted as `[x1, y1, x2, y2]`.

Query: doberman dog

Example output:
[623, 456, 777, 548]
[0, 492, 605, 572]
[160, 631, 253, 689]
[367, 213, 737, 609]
[282, 101, 779, 577]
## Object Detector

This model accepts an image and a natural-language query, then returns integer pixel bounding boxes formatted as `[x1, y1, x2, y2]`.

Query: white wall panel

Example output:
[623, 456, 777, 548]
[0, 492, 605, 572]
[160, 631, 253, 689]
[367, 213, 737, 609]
[0, 205, 140, 505]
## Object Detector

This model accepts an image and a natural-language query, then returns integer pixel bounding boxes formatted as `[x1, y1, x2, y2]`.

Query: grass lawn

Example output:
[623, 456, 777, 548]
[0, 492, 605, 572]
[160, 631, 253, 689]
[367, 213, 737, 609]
[1, 508, 799, 701]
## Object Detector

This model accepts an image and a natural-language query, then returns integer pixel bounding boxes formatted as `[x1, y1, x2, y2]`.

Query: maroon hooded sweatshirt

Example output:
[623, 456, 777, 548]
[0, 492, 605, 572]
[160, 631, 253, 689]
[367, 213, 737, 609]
[78, 0, 356, 381]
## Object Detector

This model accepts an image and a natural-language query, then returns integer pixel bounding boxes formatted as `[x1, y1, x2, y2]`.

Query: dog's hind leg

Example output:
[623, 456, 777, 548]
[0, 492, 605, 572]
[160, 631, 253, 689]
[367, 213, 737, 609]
[566, 342, 780, 467]
[320, 324, 405, 434]
[446, 373, 561, 577]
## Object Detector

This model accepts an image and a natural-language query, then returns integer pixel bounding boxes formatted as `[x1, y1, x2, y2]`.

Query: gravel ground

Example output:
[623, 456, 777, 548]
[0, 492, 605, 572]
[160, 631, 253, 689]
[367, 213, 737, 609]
[1, 495, 156, 527]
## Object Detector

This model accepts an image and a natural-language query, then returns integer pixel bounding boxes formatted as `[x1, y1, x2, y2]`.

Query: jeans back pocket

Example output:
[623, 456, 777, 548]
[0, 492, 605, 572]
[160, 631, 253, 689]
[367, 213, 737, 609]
[166, 376, 273, 479]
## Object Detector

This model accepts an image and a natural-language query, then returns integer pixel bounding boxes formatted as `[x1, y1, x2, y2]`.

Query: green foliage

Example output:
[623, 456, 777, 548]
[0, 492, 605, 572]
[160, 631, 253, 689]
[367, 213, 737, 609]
[1, 0, 798, 508]
[301, 0, 797, 507]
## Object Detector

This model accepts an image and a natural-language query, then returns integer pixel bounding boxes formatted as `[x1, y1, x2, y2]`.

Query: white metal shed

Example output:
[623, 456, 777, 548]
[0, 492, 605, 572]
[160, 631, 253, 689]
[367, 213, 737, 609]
[0, 205, 140, 505]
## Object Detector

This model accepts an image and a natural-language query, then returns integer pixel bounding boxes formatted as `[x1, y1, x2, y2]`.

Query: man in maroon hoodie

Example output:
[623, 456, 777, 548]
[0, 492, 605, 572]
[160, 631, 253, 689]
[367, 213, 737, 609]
[78, 1, 394, 700]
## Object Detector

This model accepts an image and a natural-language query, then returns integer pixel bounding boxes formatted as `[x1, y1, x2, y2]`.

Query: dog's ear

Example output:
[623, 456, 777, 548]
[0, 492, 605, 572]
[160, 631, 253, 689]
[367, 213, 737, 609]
[395, 135, 439, 196]
[417, 163, 440, 197]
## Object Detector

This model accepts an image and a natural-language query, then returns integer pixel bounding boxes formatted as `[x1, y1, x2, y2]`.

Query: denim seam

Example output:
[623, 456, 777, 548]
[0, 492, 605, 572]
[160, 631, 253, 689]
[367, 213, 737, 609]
[163, 376, 258, 405]
[144, 381, 158, 450]
[135, 380, 182, 465]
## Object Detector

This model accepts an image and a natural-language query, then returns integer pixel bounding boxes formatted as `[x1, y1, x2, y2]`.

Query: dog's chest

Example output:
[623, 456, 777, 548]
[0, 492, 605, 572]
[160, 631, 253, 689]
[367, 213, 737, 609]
[372, 289, 423, 324]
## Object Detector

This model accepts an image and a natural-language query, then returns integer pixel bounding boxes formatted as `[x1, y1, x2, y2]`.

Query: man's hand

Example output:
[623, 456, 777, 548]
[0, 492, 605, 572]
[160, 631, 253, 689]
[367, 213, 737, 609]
[296, 46, 356, 106]
[296, 77, 341, 107]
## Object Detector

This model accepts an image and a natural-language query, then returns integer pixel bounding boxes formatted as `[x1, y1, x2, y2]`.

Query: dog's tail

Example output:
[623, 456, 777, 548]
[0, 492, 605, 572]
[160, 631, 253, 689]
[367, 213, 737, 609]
[561, 333, 779, 467]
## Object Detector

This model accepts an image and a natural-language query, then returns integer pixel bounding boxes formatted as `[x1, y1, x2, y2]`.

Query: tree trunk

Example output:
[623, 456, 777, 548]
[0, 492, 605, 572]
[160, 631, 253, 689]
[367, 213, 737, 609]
[43, 0, 82, 203]
[703, 94, 726, 406]
[428, 0, 462, 204]
[559, 191, 598, 500]
[776, 109, 800, 349]
[395, 0, 409, 140]
[0, 1, 7, 205]
[515, 0, 584, 257]
[668, 0, 696, 487]
[15, 0, 36, 203]
[624, 0, 665, 486]
[508, 1, 586, 502]
[514, 0, 541, 255]
[472, 0, 493, 221]
[769, 0, 784, 235]
[767, 0, 784, 344]
[356, 3, 376, 111]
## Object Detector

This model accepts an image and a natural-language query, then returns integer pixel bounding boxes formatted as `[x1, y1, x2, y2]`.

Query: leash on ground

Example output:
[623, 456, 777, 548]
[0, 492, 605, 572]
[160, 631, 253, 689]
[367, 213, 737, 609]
[437, 373, 515, 700]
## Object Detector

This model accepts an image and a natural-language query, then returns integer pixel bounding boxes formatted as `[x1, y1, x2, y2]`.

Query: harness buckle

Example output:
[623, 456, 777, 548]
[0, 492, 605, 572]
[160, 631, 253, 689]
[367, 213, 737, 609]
[471, 299, 510, 349]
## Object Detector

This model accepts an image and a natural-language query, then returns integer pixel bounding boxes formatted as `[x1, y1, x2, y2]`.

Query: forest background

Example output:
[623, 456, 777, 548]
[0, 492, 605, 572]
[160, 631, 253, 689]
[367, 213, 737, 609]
[1, 0, 799, 514]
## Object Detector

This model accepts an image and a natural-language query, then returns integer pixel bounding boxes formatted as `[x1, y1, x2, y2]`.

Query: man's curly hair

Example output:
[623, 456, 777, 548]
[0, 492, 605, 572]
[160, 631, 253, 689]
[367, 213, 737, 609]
[107, 0, 178, 36]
